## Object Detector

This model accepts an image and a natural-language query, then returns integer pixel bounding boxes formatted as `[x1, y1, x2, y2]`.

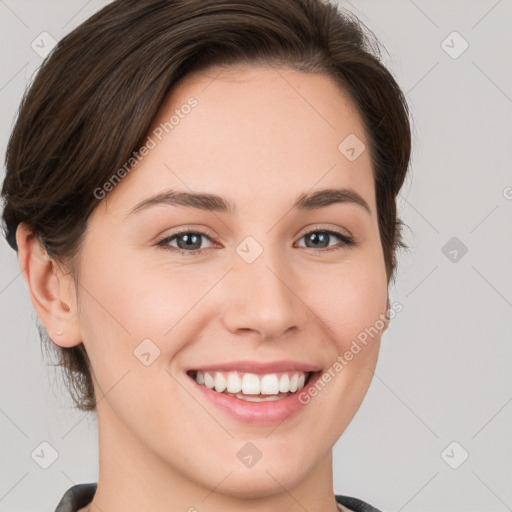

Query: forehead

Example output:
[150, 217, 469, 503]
[100, 64, 374, 217]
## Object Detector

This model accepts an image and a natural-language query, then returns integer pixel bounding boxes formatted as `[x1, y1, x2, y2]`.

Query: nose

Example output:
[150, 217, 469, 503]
[221, 251, 307, 341]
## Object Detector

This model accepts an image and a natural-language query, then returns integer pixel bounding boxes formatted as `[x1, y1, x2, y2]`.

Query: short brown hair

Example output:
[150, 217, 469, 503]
[1, 0, 411, 412]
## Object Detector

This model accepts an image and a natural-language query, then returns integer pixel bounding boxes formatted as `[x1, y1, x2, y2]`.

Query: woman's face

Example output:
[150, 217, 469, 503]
[65, 65, 388, 497]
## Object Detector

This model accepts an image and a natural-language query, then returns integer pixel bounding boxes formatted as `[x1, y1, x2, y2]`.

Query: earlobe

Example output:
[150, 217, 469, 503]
[15, 222, 82, 348]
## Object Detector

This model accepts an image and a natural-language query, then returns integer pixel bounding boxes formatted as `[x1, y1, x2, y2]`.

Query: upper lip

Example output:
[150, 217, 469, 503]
[186, 360, 322, 375]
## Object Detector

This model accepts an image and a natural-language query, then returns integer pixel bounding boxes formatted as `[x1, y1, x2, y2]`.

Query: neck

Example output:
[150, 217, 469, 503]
[83, 402, 342, 512]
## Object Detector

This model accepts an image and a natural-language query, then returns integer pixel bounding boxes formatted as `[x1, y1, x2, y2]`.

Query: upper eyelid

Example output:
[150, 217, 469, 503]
[156, 225, 216, 243]
[296, 224, 353, 240]
[158, 222, 353, 238]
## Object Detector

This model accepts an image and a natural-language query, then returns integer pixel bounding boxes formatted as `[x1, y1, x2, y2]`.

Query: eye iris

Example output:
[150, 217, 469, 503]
[306, 232, 330, 249]
[177, 233, 202, 250]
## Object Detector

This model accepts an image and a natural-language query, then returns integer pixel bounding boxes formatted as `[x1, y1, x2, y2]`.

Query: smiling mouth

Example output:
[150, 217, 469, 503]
[186, 369, 319, 401]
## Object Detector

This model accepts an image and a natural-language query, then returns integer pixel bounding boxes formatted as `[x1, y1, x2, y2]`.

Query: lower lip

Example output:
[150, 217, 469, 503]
[187, 371, 322, 425]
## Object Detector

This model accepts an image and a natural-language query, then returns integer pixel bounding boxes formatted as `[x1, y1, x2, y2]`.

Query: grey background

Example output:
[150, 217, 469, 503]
[1, 1, 511, 511]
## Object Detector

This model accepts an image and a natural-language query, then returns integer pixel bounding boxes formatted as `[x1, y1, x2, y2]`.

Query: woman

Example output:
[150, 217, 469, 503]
[1, 0, 411, 511]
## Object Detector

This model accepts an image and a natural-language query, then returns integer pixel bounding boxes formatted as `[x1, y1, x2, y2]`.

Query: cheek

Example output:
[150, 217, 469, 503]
[74, 247, 171, 386]
[75, 245, 215, 386]
[78, 246, 182, 337]
[310, 254, 388, 354]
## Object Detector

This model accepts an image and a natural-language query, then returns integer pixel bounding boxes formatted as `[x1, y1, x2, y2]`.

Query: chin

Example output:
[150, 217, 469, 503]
[216, 471, 302, 500]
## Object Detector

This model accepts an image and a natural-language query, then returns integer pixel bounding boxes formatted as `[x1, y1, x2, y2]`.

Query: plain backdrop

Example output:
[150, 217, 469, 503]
[1, 1, 511, 511]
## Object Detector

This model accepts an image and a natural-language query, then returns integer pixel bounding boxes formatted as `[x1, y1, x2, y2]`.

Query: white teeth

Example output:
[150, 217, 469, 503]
[193, 370, 310, 396]
[260, 374, 279, 394]
[204, 372, 215, 389]
[242, 373, 261, 394]
[196, 371, 205, 385]
[214, 372, 227, 393]
[226, 372, 242, 393]
[279, 373, 290, 393]
[289, 373, 299, 393]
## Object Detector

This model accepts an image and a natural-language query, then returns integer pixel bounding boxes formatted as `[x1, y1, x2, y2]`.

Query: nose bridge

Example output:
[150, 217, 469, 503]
[222, 240, 303, 339]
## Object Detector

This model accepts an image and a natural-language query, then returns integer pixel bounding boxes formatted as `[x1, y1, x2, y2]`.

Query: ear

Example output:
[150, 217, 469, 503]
[15, 222, 82, 348]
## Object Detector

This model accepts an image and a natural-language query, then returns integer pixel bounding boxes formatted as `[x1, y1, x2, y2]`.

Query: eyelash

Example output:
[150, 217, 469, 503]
[155, 227, 355, 256]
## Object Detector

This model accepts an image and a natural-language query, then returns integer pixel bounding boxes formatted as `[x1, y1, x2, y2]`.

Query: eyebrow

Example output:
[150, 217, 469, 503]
[127, 187, 371, 216]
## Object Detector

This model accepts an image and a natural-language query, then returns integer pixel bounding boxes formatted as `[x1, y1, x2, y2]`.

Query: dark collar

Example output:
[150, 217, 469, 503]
[54, 483, 383, 512]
